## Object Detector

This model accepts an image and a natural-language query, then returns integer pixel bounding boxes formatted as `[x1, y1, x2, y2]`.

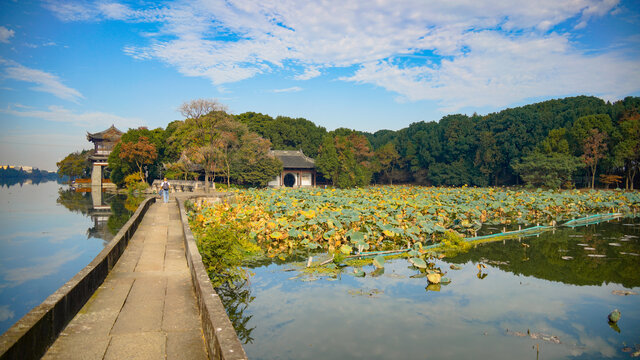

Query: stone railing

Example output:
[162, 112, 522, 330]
[176, 194, 246, 360]
[151, 179, 215, 193]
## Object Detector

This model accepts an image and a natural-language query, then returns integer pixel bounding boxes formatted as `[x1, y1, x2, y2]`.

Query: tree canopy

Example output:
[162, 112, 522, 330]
[59, 95, 640, 189]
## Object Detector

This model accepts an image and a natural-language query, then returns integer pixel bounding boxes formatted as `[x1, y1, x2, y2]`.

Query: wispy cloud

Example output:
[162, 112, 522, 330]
[272, 86, 302, 93]
[1, 59, 83, 102]
[294, 67, 321, 81]
[342, 31, 640, 111]
[1, 104, 140, 128]
[42, 0, 638, 110]
[0, 26, 14, 43]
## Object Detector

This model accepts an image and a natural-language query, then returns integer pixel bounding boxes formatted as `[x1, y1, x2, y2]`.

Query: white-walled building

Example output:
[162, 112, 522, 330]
[268, 150, 316, 188]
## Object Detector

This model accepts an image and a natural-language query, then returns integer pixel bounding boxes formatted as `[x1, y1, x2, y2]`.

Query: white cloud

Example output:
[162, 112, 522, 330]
[42, 0, 635, 110]
[342, 31, 640, 111]
[294, 66, 321, 81]
[0, 26, 15, 43]
[2, 61, 83, 102]
[271, 86, 302, 93]
[1, 104, 140, 128]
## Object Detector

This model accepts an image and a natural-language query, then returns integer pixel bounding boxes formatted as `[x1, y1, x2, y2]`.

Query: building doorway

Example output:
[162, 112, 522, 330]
[283, 173, 296, 187]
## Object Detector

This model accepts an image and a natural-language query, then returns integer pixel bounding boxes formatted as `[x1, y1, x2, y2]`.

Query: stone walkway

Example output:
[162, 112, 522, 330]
[43, 201, 208, 360]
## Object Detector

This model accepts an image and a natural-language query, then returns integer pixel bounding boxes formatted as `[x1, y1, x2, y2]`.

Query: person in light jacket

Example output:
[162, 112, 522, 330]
[160, 178, 171, 203]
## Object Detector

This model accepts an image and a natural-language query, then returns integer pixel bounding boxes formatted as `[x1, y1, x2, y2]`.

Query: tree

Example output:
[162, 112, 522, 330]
[316, 131, 375, 188]
[170, 110, 230, 191]
[512, 128, 584, 189]
[179, 98, 227, 120]
[374, 142, 400, 184]
[118, 136, 158, 182]
[599, 174, 623, 189]
[236, 112, 328, 158]
[474, 131, 503, 186]
[570, 114, 613, 148]
[612, 114, 640, 189]
[316, 134, 339, 185]
[582, 129, 608, 189]
[57, 150, 92, 180]
[231, 131, 282, 186]
[512, 152, 584, 189]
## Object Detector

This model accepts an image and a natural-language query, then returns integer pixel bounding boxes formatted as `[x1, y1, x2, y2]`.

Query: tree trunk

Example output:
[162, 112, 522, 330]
[204, 170, 210, 193]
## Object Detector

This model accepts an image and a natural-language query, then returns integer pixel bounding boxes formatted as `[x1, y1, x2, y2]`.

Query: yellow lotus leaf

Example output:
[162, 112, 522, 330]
[302, 209, 316, 219]
[383, 229, 395, 237]
[267, 221, 277, 229]
[427, 273, 441, 284]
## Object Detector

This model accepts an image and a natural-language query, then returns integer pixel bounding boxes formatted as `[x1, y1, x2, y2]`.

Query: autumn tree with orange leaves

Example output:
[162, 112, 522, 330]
[119, 136, 158, 182]
[581, 128, 608, 189]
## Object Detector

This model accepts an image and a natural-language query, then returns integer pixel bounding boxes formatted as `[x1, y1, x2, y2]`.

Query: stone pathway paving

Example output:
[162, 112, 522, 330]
[43, 201, 208, 360]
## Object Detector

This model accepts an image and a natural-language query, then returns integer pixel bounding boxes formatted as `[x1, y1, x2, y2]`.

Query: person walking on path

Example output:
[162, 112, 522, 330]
[160, 178, 171, 203]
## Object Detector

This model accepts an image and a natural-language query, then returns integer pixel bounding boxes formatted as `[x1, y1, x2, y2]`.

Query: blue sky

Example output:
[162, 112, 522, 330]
[1, 0, 639, 171]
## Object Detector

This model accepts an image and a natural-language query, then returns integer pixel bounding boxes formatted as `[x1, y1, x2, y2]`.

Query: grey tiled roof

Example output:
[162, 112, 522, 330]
[87, 125, 123, 142]
[270, 150, 315, 169]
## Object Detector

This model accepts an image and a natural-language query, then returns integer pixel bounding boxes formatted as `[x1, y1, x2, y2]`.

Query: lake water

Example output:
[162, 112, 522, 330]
[229, 218, 640, 359]
[0, 181, 133, 334]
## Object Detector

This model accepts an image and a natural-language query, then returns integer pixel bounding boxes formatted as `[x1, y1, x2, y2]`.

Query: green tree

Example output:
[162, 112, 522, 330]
[474, 131, 503, 186]
[512, 152, 584, 189]
[570, 114, 614, 148]
[236, 112, 327, 158]
[169, 106, 229, 191]
[57, 150, 92, 180]
[316, 134, 339, 185]
[374, 142, 400, 184]
[613, 113, 640, 189]
[512, 128, 583, 189]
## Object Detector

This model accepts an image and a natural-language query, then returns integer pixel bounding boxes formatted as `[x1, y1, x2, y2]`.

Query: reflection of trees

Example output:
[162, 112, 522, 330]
[124, 195, 144, 212]
[216, 279, 256, 345]
[106, 195, 134, 235]
[57, 187, 135, 241]
[56, 188, 92, 215]
[448, 221, 640, 288]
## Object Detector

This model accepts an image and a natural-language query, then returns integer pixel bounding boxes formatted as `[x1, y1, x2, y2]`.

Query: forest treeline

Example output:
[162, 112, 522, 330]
[239, 95, 640, 189]
[57, 95, 640, 189]
[0, 167, 58, 187]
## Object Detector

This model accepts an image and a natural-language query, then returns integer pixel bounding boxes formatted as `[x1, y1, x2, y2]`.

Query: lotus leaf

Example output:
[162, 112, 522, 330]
[409, 257, 427, 269]
[427, 273, 441, 284]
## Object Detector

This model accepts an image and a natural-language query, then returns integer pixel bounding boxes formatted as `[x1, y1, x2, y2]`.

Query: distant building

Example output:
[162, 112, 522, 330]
[87, 125, 123, 187]
[268, 150, 316, 188]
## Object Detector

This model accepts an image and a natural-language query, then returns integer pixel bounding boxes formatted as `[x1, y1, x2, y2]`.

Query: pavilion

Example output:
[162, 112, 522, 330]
[87, 125, 123, 188]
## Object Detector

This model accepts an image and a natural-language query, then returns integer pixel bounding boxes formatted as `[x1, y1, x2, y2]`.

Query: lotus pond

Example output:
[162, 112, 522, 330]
[190, 187, 640, 359]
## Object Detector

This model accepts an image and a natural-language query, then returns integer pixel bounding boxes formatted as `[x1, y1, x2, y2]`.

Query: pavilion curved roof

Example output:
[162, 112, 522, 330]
[87, 125, 123, 142]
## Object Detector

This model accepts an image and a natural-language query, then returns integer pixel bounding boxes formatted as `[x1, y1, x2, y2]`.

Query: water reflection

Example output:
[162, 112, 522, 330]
[448, 219, 640, 288]
[217, 280, 256, 345]
[56, 187, 139, 245]
[231, 218, 640, 360]
[0, 183, 138, 334]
